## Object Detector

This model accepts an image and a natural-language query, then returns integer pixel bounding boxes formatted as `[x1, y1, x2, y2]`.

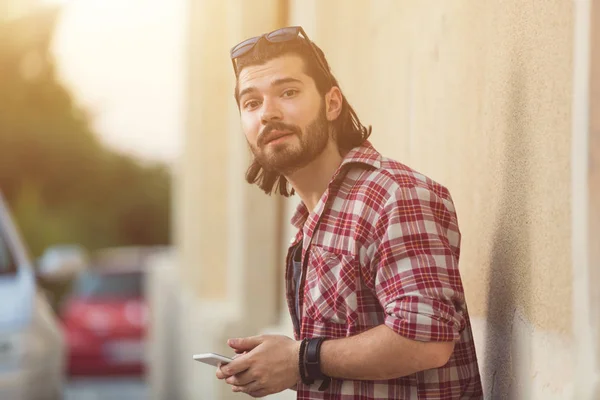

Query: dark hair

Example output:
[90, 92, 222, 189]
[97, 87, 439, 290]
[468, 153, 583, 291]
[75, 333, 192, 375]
[234, 37, 371, 196]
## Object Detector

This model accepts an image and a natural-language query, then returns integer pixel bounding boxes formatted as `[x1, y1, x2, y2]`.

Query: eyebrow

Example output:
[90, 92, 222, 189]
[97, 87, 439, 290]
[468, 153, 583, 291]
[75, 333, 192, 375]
[238, 77, 304, 101]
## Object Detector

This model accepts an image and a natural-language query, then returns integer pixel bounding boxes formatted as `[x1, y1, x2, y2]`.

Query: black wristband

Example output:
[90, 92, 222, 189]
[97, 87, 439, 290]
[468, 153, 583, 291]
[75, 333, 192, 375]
[305, 337, 331, 391]
[298, 339, 314, 385]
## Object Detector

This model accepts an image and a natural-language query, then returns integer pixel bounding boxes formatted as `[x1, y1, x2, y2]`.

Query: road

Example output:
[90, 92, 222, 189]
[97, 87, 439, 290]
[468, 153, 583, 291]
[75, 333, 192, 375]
[65, 378, 148, 400]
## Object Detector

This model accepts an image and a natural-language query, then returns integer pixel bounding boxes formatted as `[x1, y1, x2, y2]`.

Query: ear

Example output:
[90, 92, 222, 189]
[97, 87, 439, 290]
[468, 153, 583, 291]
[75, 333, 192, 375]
[325, 86, 343, 122]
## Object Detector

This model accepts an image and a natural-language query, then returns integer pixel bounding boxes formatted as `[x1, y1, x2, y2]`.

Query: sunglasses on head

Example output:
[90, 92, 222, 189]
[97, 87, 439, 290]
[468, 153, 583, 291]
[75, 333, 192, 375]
[230, 26, 330, 79]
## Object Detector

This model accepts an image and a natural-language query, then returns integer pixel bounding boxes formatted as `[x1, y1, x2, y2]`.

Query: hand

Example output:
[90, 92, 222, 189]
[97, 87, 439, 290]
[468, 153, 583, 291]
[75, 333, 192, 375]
[215, 334, 300, 398]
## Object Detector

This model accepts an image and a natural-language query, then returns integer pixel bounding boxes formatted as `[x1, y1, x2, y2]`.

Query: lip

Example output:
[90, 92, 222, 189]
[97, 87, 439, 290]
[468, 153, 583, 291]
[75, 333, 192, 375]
[264, 130, 294, 144]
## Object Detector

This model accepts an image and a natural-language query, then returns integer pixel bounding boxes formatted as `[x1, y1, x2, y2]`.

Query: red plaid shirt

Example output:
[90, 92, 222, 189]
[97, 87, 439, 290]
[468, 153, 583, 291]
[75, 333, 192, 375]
[285, 142, 482, 399]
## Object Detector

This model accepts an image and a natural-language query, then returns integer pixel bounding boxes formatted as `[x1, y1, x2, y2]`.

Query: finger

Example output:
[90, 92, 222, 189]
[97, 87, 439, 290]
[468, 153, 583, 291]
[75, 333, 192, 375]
[232, 380, 263, 396]
[225, 370, 255, 386]
[249, 389, 269, 398]
[215, 365, 228, 380]
[220, 353, 252, 376]
[233, 351, 247, 359]
[228, 336, 264, 351]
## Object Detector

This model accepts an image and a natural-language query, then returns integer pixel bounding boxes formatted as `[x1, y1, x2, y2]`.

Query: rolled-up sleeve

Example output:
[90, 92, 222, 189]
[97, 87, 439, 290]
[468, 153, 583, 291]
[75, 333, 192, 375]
[369, 185, 466, 342]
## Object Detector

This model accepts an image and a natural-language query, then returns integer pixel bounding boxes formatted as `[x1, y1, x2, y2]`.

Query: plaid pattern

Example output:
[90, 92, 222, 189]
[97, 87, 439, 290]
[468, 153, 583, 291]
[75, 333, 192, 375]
[285, 142, 482, 399]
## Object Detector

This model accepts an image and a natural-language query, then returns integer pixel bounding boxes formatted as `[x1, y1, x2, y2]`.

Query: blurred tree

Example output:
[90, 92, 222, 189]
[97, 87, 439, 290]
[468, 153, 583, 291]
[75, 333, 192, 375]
[0, 7, 172, 258]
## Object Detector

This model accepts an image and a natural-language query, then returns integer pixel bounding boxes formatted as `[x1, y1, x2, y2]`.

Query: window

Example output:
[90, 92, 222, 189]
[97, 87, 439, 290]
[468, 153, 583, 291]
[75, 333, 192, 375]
[73, 271, 143, 298]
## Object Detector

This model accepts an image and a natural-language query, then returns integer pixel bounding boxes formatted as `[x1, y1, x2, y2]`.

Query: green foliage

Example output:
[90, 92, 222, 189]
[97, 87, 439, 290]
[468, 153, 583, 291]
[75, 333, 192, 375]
[0, 11, 172, 258]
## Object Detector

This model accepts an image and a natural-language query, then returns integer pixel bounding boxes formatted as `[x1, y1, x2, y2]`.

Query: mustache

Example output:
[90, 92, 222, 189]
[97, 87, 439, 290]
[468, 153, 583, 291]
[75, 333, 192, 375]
[257, 122, 300, 147]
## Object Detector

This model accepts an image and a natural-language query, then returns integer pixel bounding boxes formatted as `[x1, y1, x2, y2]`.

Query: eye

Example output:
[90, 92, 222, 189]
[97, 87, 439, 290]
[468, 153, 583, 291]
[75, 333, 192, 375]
[243, 99, 261, 110]
[282, 89, 298, 98]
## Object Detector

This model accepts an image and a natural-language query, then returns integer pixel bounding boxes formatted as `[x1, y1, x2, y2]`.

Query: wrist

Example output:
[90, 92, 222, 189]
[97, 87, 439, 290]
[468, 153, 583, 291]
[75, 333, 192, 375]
[292, 340, 302, 382]
[319, 338, 331, 377]
[305, 337, 331, 391]
[298, 338, 313, 385]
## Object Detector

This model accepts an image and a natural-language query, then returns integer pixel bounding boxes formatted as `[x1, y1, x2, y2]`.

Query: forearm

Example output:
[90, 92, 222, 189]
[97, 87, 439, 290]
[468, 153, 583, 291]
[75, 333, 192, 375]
[319, 325, 454, 381]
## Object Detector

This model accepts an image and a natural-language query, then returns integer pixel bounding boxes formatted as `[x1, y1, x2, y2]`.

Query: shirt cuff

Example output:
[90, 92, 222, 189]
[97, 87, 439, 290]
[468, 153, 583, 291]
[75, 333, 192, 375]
[383, 296, 463, 342]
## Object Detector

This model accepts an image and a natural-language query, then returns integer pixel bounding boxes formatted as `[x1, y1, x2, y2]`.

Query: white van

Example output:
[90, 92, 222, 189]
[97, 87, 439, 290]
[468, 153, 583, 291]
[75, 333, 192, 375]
[0, 193, 65, 399]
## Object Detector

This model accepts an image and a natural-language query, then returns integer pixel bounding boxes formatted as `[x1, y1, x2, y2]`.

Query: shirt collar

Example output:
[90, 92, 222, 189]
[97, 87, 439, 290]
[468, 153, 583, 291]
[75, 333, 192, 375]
[339, 140, 382, 170]
[290, 140, 381, 229]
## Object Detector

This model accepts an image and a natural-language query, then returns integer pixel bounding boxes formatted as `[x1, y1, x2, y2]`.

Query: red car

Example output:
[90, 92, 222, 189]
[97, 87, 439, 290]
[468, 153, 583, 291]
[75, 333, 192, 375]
[61, 266, 148, 377]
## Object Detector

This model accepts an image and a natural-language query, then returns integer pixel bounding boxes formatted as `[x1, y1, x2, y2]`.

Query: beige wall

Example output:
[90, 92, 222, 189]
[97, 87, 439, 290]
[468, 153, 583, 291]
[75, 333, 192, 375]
[590, 0, 600, 313]
[587, 0, 600, 392]
[0, 0, 39, 20]
[285, 1, 574, 397]
[177, 0, 285, 301]
[296, 0, 573, 333]
[159, 0, 585, 399]
[169, 1, 290, 399]
[304, 1, 576, 397]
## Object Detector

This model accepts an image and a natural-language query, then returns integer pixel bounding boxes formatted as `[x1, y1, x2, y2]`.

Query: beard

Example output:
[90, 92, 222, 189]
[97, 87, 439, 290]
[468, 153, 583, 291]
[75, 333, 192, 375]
[248, 106, 330, 175]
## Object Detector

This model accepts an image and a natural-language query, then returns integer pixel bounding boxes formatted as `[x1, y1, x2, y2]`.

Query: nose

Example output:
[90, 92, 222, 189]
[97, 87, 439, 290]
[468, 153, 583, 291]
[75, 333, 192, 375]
[260, 98, 282, 125]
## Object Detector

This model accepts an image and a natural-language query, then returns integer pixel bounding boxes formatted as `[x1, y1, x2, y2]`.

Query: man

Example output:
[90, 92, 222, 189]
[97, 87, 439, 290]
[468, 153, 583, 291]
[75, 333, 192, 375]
[216, 26, 483, 399]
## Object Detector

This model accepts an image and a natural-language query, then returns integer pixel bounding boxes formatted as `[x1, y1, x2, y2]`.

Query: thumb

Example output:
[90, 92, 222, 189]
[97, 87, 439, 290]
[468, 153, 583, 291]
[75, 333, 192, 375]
[228, 336, 263, 351]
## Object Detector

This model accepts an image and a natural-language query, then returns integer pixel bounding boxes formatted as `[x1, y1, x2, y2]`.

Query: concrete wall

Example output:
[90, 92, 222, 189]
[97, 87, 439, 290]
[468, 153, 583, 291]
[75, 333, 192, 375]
[591, 0, 600, 376]
[294, 0, 573, 332]
[148, 1, 591, 399]
[288, 1, 574, 397]
[574, 0, 600, 397]
[0, 0, 39, 20]
[162, 1, 289, 399]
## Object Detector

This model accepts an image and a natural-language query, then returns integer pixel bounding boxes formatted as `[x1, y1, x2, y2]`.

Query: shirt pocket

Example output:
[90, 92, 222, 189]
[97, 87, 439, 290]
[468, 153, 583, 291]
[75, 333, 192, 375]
[303, 246, 358, 325]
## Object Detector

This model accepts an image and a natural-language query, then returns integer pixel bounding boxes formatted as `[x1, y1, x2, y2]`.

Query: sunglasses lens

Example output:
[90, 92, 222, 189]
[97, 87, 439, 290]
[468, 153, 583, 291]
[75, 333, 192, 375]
[231, 37, 259, 58]
[230, 27, 330, 80]
[266, 27, 300, 42]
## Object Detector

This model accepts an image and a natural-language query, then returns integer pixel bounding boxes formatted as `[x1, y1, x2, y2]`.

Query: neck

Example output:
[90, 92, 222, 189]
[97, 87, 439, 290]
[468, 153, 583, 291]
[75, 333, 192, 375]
[285, 140, 344, 212]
